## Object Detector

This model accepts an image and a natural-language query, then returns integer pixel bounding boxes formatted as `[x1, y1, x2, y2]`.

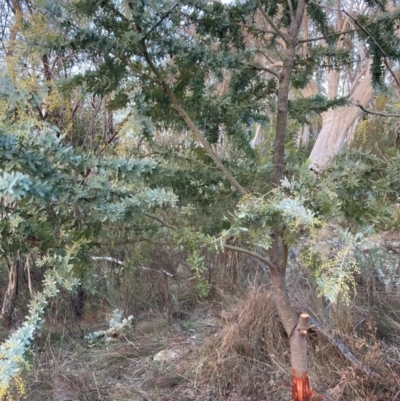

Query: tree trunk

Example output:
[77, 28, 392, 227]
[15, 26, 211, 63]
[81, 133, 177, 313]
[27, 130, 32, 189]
[262, 1, 321, 398]
[269, 267, 299, 336]
[271, 0, 306, 186]
[308, 0, 374, 170]
[290, 314, 320, 401]
[297, 82, 318, 147]
[309, 63, 372, 170]
[269, 237, 319, 400]
[0, 259, 20, 327]
[71, 285, 86, 320]
[5, 0, 21, 59]
[272, 40, 297, 186]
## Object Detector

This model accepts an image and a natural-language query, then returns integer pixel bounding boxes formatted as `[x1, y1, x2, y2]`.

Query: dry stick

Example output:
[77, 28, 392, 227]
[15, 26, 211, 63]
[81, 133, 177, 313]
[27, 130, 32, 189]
[139, 37, 247, 196]
[392, 388, 400, 401]
[90, 256, 174, 278]
[342, 8, 400, 88]
[25, 254, 33, 298]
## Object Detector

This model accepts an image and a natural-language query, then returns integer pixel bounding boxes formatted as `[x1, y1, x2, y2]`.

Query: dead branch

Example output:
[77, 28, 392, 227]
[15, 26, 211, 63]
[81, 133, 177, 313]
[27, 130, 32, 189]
[309, 315, 381, 377]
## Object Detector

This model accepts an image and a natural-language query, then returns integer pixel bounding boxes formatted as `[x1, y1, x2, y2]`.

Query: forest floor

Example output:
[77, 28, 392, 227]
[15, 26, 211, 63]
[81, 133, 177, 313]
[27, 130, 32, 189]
[2, 228, 400, 400]
[15, 283, 400, 401]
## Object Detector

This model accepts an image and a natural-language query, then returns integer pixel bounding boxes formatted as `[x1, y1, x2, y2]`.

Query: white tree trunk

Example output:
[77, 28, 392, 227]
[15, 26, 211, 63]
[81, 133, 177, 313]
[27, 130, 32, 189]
[309, 63, 373, 170]
[296, 82, 317, 146]
[308, 0, 400, 170]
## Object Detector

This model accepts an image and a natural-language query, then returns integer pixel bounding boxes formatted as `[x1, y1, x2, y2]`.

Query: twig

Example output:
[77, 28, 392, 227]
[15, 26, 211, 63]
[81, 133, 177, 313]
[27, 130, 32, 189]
[92, 372, 102, 400]
[255, 0, 288, 42]
[243, 62, 280, 77]
[90, 256, 174, 277]
[223, 244, 278, 272]
[342, 8, 400, 88]
[144, 3, 179, 39]
[354, 103, 400, 118]
[392, 388, 400, 401]
[123, 334, 139, 350]
[298, 28, 358, 43]
[143, 212, 175, 230]
[25, 254, 33, 298]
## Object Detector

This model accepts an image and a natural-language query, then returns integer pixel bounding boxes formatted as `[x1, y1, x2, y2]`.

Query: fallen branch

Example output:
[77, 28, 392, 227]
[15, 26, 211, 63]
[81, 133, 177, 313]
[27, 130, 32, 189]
[91, 256, 124, 265]
[309, 315, 381, 377]
[291, 296, 380, 377]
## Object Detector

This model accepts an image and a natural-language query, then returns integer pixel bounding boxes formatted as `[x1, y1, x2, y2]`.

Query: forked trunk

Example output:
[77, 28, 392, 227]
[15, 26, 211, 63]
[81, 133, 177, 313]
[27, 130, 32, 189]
[0, 259, 20, 327]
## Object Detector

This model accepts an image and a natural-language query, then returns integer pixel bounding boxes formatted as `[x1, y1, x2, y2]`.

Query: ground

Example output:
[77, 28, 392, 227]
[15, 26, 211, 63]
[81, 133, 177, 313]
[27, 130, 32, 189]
[14, 284, 400, 401]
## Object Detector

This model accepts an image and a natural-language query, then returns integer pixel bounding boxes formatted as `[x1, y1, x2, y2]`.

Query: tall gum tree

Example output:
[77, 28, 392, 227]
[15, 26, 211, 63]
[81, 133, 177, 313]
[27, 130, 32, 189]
[309, 0, 400, 170]
[309, 0, 373, 170]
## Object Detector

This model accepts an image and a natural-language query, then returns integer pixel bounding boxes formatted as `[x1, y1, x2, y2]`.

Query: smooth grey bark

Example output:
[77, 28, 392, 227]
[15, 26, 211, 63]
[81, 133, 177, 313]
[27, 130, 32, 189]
[309, 63, 372, 170]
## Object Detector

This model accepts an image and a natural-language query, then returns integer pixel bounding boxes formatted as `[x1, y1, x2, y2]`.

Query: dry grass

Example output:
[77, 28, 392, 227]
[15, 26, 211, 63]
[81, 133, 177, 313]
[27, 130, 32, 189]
[181, 284, 400, 401]
[188, 286, 290, 401]
[10, 257, 400, 401]
[15, 282, 400, 401]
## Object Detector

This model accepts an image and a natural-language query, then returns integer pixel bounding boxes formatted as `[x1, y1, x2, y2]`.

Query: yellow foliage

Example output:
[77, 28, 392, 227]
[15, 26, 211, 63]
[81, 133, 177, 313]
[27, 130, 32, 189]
[375, 95, 388, 111]
[0, 374, 26, 401]
[354, 119, 371, 145]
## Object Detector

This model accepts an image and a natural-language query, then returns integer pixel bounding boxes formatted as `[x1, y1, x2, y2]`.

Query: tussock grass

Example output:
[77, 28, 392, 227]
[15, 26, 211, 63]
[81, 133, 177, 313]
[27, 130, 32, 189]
[181, 283, 400, 401]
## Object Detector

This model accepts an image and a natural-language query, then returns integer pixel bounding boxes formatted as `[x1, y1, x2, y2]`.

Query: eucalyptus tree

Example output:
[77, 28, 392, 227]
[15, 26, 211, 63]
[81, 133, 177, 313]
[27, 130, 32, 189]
[309, 0, 400, 169]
